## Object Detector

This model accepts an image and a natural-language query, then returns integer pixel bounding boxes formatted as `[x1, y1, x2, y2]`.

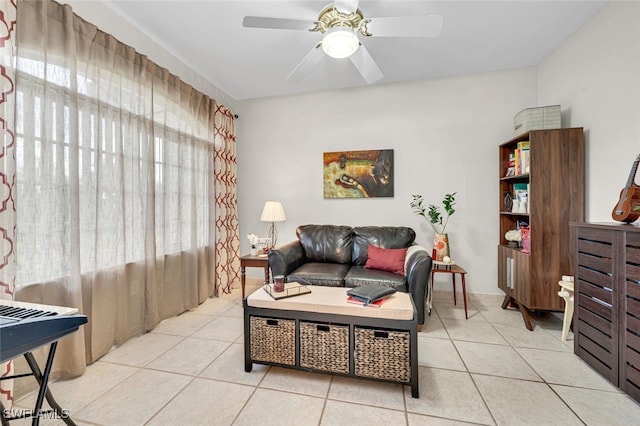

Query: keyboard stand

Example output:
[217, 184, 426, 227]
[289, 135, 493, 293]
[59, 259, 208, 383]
[0, 341, 77, 426]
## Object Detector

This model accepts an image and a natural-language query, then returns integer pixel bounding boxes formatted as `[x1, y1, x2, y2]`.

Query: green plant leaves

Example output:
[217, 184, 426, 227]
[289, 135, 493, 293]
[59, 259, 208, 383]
[410, 192, 457, 234]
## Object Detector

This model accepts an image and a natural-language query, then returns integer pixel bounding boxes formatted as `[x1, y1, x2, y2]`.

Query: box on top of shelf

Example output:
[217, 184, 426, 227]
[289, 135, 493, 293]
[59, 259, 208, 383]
[513, 105, 561, 136]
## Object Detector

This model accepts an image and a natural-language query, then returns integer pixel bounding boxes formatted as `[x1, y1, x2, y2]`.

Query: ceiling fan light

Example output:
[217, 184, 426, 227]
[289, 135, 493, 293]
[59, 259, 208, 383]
[322, 27, 359, 59]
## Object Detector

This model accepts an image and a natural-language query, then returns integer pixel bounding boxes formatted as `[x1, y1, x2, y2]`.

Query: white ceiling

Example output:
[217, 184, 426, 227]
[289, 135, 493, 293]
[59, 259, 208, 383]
[104, 1, 608, 100]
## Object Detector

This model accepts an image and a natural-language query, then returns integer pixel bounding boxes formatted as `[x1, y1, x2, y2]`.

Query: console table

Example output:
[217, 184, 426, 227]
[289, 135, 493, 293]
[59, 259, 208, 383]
[243, 285, 419, 397]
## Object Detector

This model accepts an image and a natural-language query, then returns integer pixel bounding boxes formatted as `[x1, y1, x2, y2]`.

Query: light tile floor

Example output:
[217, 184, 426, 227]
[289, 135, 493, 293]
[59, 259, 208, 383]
[12, 280, 640, 425]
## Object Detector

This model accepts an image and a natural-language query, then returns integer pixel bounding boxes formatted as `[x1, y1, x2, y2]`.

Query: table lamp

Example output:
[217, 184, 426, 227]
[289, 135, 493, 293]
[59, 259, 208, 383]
[260, 201, 286, 248]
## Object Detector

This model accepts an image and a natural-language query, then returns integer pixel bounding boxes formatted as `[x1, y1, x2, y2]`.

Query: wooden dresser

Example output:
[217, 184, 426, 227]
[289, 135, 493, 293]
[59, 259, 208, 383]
[572, 222, 640, 403]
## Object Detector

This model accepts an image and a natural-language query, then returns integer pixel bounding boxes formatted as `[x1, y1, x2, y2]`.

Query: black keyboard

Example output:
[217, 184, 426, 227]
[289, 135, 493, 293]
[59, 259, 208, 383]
[0, 302, 87, 363]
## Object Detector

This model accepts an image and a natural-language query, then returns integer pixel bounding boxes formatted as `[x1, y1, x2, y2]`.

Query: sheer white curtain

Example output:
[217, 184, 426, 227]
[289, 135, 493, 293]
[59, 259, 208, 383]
[0, 0, 17, 409]
[12, 0, 226, 381]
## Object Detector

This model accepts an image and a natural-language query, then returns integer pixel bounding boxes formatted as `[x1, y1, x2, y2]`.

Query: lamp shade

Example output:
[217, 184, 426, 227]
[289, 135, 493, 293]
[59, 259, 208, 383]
[322, 27, 359, 59]
[260, 201, 286, 222]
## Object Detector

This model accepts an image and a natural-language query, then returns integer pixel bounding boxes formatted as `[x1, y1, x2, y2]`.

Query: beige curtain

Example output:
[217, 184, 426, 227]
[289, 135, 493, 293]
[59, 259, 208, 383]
[0, 0, 17, 409]
[10, 0, 232, 385]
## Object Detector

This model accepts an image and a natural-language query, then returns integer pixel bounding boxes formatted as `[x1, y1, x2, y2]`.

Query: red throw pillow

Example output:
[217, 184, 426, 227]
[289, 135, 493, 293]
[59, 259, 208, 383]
[365, 245, 407, 275]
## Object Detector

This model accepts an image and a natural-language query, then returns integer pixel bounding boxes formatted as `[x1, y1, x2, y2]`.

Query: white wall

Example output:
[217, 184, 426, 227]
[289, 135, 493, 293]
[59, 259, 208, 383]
[236, 69, 538, 294]
[538, 0, 640, 222]
[65, 0, 236, 110]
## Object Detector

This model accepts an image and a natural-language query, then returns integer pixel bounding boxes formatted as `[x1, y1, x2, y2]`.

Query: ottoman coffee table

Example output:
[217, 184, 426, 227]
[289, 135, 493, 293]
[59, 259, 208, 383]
[243, 284, 419, 397]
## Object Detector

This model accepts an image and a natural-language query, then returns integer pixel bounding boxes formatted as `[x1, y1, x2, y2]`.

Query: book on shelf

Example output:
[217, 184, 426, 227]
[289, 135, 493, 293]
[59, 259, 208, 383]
[520, 149, 530, 174]
[511, 142, 530, 175]
[346, 296, 384, 307]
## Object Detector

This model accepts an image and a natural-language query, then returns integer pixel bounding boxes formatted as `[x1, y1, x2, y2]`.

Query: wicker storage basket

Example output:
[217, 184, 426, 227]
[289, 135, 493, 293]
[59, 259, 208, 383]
[299, 321, 349, 373]
[250, 316, 295, 366]
[354, 326, 410, 382]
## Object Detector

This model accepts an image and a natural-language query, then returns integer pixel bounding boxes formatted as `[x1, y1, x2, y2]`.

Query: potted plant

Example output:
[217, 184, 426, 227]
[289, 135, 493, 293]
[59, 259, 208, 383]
[410, 192, 457, 261]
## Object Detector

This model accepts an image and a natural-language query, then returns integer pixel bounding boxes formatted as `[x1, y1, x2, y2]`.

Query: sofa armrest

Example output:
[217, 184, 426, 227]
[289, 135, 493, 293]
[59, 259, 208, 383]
[268, 240, 307, 277]
[404, 245, 433, 324]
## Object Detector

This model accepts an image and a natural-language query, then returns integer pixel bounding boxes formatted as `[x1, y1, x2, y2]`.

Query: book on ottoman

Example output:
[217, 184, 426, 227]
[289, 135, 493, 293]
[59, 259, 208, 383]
[346, 284, 396, 306]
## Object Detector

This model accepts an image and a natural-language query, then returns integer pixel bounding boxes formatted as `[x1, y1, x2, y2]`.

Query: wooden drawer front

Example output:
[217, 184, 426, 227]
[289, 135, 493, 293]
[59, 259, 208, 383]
[576, 228, 617, 384]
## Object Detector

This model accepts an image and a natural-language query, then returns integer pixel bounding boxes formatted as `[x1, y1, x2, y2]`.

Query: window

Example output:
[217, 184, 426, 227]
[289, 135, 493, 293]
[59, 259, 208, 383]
[14, 55, 213, 287]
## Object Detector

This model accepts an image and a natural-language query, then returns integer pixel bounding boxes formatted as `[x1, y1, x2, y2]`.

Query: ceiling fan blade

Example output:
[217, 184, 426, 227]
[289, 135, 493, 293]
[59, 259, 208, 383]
[243, 16, 313, 31]
[286, 43, 324, 82]
[349, 44, 383, 84]
[367, 15, 444, 38]
[334, 0, 360, 14]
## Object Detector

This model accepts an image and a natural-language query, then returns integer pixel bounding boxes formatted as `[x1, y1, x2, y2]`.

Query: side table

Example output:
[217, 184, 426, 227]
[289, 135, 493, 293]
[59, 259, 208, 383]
[430, 262, 468, 319]
[240, 254, 270, 299]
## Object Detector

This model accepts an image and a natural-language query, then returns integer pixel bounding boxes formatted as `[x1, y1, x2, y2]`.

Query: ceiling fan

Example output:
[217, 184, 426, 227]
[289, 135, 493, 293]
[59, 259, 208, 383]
[242, 0, 444, 84]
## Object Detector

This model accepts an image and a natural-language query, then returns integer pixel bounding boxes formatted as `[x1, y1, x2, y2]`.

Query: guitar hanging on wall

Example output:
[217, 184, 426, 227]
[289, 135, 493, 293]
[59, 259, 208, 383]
[612, 154, 640, 223]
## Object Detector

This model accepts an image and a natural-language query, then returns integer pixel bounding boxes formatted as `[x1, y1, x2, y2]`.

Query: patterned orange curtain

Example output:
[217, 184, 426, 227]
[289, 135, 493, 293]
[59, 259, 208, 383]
[213, 105, 240, 295]
[0, 0, 16, 409]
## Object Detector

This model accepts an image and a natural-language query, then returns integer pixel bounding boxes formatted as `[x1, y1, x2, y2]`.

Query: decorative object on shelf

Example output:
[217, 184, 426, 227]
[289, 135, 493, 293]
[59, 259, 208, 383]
[260, 201, 287, 248]
[611, 153, 640, 223]
[410, 192, 456, 261]
[518, 198, 528, 214]
[433, 233, 449, 261]
[433, 257, 455, 270]
[503, 192, 513, 212]
[511, 199, 520, 213]
[505, 229, 521, 247]
[520, 226, 530, 254]
[513, 105, 561, 136]
[247, 233, 259, 256]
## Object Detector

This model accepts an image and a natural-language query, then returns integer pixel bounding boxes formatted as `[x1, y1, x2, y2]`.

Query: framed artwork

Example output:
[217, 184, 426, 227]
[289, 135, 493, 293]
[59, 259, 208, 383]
[323, 149, 394, 198]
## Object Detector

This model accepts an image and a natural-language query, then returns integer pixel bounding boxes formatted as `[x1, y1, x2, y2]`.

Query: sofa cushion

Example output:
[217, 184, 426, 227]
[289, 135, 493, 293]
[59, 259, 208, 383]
[297, 225, 353, 264]
[352, 226, 416, 265]
[365, 245, 407, 275]
[288, 262, 350, 287]
[344, 266, 407, 292]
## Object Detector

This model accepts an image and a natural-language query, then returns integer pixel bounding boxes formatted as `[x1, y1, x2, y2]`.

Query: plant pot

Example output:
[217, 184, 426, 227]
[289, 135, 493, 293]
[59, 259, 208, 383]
[250, 247, 257, 256]
[433, 233, 450, 261]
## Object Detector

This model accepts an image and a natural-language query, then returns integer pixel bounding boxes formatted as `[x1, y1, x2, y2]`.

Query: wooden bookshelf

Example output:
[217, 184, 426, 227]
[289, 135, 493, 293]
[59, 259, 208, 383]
[498, 128, 584, 330]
